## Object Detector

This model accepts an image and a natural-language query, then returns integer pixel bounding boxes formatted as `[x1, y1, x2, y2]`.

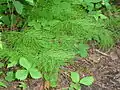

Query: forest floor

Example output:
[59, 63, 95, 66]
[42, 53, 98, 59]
[0, 43, 120, 90]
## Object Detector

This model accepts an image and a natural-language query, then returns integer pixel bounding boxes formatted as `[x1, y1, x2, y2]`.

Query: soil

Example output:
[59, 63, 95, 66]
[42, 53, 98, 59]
[0, 44, 120, 90]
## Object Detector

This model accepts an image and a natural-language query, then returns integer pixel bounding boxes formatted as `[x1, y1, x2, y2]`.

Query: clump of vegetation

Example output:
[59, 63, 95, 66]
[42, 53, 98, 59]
[69, 72, 94, 90]
[0, 0, 120, 88]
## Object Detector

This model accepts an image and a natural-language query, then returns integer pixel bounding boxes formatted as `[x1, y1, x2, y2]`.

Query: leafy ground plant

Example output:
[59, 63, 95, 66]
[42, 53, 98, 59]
[0, 0, 119, 89]
[78, 0, 111, 20]
[5, 71, 15, 82]
[69, 72, 94, 90]
[15, 57, 42, 80]
[74, 43, 89, 58]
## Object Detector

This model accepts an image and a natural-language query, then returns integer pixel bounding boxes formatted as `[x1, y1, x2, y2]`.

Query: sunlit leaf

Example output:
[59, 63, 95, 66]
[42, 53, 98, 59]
[13, 1, 23, 14]
[15, 70, 28, 80]
[80, 76, 94, 86]
[71, 72, 80, 83]
[19, 57, 31, 70]
[29, 68, 42, 79]
[5, 71, 15, 82]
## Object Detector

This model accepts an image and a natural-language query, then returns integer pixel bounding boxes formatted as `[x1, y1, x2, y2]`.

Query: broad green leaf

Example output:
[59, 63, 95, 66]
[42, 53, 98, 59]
[15, 70, 28, 80]
[49, 75, 58, 87]
[0, 62, 4, 68]
[13, 1, 23, 14]
[25, 0, 34, 5]
[71, 72, 80, 83]
[78, 49, 88, 57]
[0, 82, 7, 88]
[78, 44, 89, 57]
[29, 68, 42, 79]
[1, 16, 10, 25]
[87, 3, 94, 11]
[5, 71, 15, 82]
[19, 57, 31, 70]
[105, 2, 111, 9]
[80, 76, 94, 86]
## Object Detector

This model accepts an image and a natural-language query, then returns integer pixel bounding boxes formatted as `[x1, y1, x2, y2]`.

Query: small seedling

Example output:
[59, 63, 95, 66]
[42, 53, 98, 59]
[70, 72, 94, 90]
[15, 57, 42, 80]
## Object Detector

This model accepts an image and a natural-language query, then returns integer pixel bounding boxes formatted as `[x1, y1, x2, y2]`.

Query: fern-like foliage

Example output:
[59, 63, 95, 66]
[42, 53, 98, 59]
[0, 0, 117, 86]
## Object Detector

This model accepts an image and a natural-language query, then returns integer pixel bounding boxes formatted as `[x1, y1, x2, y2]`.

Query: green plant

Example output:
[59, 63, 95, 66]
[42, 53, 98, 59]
[15, 57, 42, 80]
[78, 0, 112, 20]
[74, 43, 89, 58]
[0, 0, 118, 88]
[79, 0, 111, 11]
[70, 72, 94, 90]
[0, 0, 34, 30]
[5, 71, 15, 82]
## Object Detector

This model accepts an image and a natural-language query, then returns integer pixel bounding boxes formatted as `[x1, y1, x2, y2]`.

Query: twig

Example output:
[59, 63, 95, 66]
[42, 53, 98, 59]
[95, 49, 110, 57]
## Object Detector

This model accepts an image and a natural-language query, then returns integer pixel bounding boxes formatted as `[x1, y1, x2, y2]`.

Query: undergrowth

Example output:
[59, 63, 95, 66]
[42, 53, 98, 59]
[0, 0, 120, 87]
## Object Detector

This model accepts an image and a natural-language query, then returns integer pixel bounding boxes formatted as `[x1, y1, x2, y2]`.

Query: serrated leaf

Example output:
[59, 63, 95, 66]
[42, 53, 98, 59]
[15, 70, 28, 80]
[77, 43, 89, 57]
[0, 82, 7, 88]
[78, 49, 88, 57]
[1, 16, 10, 25]
[71, 72, 80, 83]
[13, 1, 23, 14]
[29, 68, 42, 79]
[5, 71, 15, 82]
[19, 57, 31, 70]
[105, 2, 111, 9]
[80, 76, 94, 86]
